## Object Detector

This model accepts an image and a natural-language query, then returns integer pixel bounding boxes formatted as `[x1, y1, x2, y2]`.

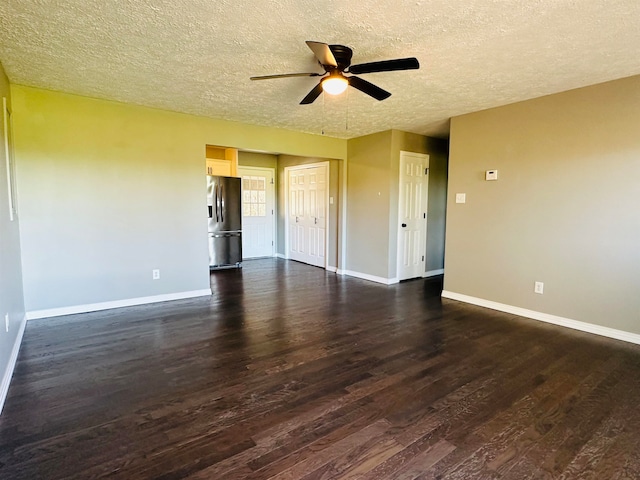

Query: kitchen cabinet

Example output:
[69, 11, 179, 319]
[206, 146, 238, 176]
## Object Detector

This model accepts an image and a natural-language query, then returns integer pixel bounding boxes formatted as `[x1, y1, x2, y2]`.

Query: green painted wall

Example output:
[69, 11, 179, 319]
[445, 75, 640, 334]
[238, 151, 278, 170]
[12, 86, 346, 313]
[0, 62, 25, 410]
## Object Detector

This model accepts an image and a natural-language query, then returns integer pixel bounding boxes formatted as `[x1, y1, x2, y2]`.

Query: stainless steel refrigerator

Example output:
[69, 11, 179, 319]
[207, 175, 242, 269]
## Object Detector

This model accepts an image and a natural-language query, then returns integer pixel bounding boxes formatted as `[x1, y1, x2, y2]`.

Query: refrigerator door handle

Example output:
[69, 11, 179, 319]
[215, 184, 221, 222]
[220, 184, 225, 223]
[213, 232, 241, 238]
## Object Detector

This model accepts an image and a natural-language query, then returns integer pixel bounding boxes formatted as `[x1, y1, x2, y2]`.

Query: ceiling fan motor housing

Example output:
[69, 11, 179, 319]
[328, 45, 353, 71]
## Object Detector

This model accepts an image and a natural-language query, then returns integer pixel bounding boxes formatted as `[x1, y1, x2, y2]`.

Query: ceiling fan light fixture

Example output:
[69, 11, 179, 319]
[322, 75, 348, 95]
[253, 41, 418, 105]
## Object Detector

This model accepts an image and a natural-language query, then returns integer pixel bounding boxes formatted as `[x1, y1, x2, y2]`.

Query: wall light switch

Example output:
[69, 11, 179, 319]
[455, 193, 466, 204]
[329, 196, 334, 205]
[486, 170, 498, 181]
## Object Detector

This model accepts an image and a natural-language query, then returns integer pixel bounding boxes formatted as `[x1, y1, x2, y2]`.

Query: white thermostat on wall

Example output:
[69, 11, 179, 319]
[485, 170, 498, 181]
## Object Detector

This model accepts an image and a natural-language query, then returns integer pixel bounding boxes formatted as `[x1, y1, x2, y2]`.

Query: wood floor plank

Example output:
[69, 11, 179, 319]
[1, 259, 640, 479]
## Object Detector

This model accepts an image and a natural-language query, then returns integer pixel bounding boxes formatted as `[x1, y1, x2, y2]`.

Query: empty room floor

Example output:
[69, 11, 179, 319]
[1, 258, 639, 479]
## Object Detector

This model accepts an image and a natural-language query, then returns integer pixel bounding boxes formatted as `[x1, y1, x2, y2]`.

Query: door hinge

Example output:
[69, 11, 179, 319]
[425, 167, 429, 175]
[422, 256, 425, 261]
[423, 213, 426, 219]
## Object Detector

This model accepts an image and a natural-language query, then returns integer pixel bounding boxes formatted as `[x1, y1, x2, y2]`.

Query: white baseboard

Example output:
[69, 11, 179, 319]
[441, 290, 640, 346]
[0, 314, 27, 415]
[26, 289, 212, 320]
[275, 253, 286, 259]
[342, 270, 397, 285]
[338, 268, 439, 284]
[424, 269, 444, 277]
[326, 265, 337, 273]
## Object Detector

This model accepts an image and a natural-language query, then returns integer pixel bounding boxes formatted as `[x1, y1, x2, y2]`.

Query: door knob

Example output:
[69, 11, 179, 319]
[401, 223, 407, 228]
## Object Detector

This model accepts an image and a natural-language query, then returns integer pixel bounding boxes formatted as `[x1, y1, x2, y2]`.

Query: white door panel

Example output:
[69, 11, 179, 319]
[397, 152, 429, 280]
[238, 167, 275, 259]
[286, 164, 328, 268]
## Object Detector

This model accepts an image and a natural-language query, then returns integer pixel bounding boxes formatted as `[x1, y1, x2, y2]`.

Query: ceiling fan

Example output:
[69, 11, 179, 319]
[250, 41, 419, 105]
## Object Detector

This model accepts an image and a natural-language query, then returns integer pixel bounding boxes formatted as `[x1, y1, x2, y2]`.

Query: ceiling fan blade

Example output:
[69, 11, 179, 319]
[250, 72, 322, 80]
[300, 82, 324, 105]
[348, 57, 419, 75]
[348, 76, 391, 101]
[306, 41, 338, 67]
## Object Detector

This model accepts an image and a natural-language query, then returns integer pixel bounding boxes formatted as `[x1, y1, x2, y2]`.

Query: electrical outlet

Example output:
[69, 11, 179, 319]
[152, 269, 160, 280]
[5, 313, 9, 332]
[534, 281, 544, 294]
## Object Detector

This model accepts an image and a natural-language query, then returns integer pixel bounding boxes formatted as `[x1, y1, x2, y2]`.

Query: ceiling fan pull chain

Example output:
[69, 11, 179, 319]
[346, 88, 349, 132]
[322, 93, 325, 135]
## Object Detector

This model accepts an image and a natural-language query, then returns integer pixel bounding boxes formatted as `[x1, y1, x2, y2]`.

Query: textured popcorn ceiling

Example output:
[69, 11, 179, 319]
[1, 0, 640, 139]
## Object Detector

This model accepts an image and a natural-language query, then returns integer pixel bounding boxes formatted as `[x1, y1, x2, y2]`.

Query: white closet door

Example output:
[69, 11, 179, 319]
[287, 164, 328, 268]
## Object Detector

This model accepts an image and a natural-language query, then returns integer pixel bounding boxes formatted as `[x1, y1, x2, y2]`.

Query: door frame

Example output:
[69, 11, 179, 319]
[396, 151, 430, 281]
[237, 166, 276, 258]
[284, 161, 330, 268]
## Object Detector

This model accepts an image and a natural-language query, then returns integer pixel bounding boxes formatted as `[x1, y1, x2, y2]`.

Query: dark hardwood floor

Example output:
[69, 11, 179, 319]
[1, 258, 640, 479]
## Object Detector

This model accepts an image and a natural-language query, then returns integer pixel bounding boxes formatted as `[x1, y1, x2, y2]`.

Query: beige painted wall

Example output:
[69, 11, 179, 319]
[0, 62, 25, 403]
[346, 130, 449, 280]
[12, 86, 346, 313]
[389, 130, 449, 276]
[346, 131, 393, 278]
[445, 75, 640, 334]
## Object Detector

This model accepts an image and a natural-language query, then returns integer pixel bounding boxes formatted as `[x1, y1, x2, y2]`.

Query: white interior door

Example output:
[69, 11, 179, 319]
[288, 169, 307, 263]
[397, 152, 429, 281]
[307, 166, 327, 267]
[287, 163, 328, 268]
[239, 167, 275, 258]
